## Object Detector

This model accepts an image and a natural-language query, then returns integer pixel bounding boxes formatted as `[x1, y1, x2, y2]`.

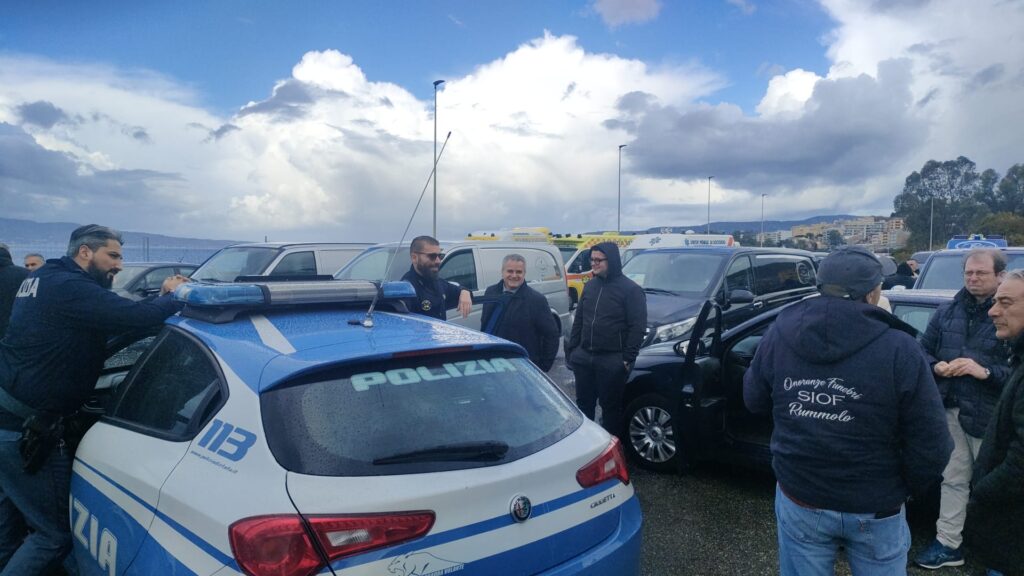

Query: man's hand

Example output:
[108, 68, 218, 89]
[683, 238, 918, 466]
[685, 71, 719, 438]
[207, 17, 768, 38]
[457, 289, 473, 318]
[934, 361, 951, 377]
[160, 274, 191, 296]
[946, 357, 987, 379]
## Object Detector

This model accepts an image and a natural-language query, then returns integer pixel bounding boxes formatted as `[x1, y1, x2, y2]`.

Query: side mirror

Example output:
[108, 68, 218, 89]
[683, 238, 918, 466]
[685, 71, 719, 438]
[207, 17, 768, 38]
[673, 340, 688, 357]
[729, 289, 755, 305]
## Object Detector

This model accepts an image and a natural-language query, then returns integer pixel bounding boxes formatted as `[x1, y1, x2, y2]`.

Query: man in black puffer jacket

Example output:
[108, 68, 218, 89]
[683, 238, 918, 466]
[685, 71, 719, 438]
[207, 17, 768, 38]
[915, 248, 1010, 571]
[567, 242, 646, 437]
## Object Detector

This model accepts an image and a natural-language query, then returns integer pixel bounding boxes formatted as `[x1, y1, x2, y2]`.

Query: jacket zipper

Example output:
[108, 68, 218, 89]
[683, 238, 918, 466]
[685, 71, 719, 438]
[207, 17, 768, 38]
[588, 285, 603, 351]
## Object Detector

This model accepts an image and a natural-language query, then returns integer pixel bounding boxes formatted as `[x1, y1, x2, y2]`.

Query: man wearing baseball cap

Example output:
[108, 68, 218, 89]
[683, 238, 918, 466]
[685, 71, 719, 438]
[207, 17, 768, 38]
[744, 246, 953, 575]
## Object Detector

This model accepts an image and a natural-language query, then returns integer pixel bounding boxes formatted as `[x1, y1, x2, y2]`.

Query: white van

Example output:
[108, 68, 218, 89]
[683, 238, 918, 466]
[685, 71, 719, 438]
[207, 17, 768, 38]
[621, 233, 735, 263]
[336, 241, 572, 338]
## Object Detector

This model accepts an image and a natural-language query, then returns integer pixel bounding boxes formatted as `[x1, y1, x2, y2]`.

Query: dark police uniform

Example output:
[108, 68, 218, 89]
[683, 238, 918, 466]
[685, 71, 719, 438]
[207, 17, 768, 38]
[401, 266, 465, 320]
[0, 256, 182, 429]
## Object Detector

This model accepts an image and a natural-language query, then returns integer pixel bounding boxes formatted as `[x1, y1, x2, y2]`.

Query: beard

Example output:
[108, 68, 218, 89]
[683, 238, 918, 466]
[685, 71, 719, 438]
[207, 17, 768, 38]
[415, 262, 440, 280]
[87, 262, 115, 289]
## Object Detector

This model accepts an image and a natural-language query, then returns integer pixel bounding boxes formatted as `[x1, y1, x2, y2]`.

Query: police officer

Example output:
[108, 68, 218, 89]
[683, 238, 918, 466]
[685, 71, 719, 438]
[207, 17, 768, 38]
[0, 224, 188, 574]
[401, 235, 471, 320]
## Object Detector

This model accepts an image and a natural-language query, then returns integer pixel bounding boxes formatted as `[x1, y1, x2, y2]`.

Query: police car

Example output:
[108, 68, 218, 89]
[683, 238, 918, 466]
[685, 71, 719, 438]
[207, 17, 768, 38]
[70, 280, 641, 576]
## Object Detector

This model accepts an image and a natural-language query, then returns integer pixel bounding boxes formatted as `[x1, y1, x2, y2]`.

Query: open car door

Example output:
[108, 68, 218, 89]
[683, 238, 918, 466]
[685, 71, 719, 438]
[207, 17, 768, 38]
[672, 300, 723, 471]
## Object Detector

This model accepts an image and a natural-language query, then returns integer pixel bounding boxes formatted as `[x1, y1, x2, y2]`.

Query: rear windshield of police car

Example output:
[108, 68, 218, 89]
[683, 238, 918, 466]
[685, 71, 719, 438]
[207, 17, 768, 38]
[261, 351, 583, 476]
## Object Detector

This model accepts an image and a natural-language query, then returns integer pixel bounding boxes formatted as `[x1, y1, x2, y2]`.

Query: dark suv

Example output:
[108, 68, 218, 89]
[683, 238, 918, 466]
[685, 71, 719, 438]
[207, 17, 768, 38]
[622, 290, 956, 473]
[620, 247, 818, 346]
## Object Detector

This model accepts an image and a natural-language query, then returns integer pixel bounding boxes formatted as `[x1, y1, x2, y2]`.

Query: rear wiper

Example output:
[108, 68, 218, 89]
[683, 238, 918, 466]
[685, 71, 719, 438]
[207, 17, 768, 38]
[643, 287, 678, 295]
[373, 441, 509, 465]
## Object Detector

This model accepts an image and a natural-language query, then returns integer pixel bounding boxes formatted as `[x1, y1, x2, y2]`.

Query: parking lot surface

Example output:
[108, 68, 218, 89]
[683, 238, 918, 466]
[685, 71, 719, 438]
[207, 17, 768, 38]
[548, 354, 981, 576]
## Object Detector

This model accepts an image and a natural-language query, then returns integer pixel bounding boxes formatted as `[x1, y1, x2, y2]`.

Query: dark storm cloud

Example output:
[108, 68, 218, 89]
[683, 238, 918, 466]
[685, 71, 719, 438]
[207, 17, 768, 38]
[0, 123, 183, 220]
[607, 58, 926, 190]
[15, 101, 71, 129]
[968, 64, 1005, 89]
[237, 79, 329, 121]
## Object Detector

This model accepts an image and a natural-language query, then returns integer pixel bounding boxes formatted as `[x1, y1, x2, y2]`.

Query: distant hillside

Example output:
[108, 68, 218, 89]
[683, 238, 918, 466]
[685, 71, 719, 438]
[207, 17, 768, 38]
[638, 214, 862, 234]
[579, 214, 863, 236]
[0, 217, 246, 248]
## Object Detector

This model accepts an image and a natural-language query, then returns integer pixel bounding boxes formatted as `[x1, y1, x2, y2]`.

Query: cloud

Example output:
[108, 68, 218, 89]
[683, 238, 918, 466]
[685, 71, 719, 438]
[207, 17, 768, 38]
[610, 59, 926, 192]
[592, 0, 661, 28]
[15, 101, 71, 129]
[726, 0, 757, 15]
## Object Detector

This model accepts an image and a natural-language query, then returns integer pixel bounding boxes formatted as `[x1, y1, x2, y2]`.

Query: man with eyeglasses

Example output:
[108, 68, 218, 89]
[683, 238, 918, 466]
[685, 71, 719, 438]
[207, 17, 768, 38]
[566, 242, 645, 438]
[0, 225, 189, 574]
[401, 235, 471, 321]
[915, 248, 1010, 571]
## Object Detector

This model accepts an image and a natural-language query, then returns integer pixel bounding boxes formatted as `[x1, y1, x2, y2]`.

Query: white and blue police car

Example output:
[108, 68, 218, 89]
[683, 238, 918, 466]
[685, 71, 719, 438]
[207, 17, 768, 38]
[70, 280, 642, 576]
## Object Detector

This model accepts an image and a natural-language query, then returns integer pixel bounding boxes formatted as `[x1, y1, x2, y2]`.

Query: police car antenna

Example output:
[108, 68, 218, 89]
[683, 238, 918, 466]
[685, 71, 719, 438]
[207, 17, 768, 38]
[353, 131, 453, 328]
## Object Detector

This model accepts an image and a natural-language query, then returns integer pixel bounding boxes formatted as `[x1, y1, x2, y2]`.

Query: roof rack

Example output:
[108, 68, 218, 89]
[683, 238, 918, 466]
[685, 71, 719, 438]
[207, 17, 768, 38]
[175, 280, 416, 323]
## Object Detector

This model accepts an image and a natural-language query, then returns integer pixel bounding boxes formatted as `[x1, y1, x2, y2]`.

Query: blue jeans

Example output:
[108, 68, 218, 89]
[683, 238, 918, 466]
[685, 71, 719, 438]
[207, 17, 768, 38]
[775, 484, 911, 576]
[0, 429, 73, 575]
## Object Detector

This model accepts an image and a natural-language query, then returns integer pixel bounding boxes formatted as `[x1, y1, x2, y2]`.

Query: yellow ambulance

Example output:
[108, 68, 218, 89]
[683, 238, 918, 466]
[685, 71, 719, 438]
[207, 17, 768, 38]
[553, 232, 635, 305]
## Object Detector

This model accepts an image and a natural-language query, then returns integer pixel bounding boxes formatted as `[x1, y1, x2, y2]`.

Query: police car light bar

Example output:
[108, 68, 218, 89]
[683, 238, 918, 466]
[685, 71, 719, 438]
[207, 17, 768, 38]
[174, 280, 416, 308]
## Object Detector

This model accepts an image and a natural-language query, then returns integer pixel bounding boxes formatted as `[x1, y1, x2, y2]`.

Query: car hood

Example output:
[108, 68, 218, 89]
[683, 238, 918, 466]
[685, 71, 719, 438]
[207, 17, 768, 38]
[644, 292, 704, 328]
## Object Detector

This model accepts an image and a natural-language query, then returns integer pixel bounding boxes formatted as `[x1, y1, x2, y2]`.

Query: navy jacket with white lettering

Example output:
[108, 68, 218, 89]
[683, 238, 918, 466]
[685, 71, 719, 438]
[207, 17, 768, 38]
[743, 295, 953, 513]
[0, 257, 180, 425]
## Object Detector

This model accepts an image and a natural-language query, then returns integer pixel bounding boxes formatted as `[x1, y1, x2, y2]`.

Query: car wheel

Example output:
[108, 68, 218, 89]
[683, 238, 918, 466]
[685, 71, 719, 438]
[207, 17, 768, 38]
[624, 393, 680, 473]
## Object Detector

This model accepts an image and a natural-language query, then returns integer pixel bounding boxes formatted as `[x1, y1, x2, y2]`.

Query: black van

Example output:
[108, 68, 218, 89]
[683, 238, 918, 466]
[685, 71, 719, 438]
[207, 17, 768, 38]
[620, 246, 818, 347]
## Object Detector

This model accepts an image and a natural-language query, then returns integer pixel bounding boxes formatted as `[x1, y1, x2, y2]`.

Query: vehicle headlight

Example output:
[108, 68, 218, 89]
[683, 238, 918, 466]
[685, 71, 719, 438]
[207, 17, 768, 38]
[652, 317, 697, 344]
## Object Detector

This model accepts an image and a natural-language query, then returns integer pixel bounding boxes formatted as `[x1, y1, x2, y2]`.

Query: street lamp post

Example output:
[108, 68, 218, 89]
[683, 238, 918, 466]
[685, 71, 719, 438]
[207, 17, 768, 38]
[433, 79, 445, 238]
[929, 196, 934, 250]
[706, 176, 713, 234]
[760, 194, 767, 247]
[617, 144, 627, 232]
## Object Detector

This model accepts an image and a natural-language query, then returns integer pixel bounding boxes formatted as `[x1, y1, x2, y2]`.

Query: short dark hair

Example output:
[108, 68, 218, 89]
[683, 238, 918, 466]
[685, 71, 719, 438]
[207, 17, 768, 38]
[963, 248, 1006, 275]
[24, 253, 44, 261]
[410, 235, 440, 254]
[66, 224, 124, 258]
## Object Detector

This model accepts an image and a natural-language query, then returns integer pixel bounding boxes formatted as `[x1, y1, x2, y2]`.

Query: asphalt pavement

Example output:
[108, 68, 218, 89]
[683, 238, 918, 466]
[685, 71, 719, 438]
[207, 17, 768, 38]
[547, 354, 983, 576]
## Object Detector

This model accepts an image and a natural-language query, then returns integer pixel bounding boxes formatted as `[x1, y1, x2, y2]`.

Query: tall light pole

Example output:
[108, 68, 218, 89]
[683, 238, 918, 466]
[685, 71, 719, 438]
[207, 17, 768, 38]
[617, 144, 627, 232]
[433, 79, 445, 238]
[760, 194, 767, 247]
[706, 176, 713, 234]
[929, 195, 934, 249]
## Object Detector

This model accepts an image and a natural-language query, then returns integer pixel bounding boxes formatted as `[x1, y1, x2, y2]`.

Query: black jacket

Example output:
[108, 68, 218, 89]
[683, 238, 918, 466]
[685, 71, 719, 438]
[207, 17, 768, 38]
[479, 281, 559, 371]
[0, 257, 180, 425]
[920, 287, 1010, 437]
[567, 242, 646, 363]
[401, 266, 464, 320]
[965, 336, 1024, 575]
[0, 248, 29, 339]
[744, 295, 953, 513]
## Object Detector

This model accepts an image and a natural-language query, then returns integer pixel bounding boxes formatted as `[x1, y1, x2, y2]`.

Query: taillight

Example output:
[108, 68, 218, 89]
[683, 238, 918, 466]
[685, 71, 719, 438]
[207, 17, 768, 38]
[576, 437, 630, 488]
[230, 512, 435, 576]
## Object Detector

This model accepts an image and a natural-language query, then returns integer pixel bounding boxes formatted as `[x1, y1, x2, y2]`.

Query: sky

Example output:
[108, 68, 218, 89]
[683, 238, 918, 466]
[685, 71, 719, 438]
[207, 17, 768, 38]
[1, 0, 1021, 242]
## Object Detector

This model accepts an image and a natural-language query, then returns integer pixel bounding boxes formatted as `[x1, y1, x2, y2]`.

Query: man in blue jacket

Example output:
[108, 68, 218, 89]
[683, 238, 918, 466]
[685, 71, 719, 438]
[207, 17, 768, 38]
[567, 242, 646, 438]
[479, 253, 559, 371]
[915, 248, 1009, 571]
[744, 246, 952, 576]
[0, 224, 188, 575]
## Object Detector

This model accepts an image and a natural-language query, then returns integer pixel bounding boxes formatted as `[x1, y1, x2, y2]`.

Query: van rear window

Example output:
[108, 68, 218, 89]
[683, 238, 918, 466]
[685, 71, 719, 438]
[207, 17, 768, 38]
[261, 352, 582, 476]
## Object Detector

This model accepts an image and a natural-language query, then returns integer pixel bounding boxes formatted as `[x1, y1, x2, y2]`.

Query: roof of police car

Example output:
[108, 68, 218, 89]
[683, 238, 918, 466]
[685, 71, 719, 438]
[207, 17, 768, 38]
[165, 308, 523, 394]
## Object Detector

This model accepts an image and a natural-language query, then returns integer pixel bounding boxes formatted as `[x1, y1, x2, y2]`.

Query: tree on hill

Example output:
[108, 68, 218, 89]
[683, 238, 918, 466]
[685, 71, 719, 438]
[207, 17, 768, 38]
[893, 156, 991, 250]
[973, 212, 1024, 246]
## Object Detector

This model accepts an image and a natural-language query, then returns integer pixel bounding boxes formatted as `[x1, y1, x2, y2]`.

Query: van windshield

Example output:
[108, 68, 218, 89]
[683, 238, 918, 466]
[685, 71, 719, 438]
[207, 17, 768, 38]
[261, 351, 582, 476]
[191, 247, 280, 282]
[622, 252, 728, 296]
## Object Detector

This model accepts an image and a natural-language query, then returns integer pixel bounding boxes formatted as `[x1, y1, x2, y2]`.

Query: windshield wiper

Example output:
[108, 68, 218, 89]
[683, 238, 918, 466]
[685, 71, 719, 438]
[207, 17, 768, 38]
[643, 287, 678, 295]
[373, 441, 510, 465]
[196, 277, 224, 283]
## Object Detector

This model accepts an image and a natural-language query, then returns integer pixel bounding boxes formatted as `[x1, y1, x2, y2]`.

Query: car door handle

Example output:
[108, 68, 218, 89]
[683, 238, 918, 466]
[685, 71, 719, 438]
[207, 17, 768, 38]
[752, 301, 764, 309]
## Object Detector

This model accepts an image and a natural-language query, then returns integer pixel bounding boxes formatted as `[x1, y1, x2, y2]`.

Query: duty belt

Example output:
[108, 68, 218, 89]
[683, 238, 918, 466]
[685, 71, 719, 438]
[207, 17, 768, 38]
[0, 384, 40, 421]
